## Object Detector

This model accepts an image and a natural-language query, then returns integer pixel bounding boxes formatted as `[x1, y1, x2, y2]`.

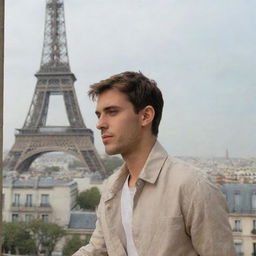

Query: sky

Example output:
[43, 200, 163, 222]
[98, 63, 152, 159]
[4, 0, 256, 158]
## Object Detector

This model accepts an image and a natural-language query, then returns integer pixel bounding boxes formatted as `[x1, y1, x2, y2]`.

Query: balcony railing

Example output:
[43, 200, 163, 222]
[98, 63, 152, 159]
[232, 228, 242, 232]
[12, 202, 20, 207]
[230, 208, 256, 214]
[11, 204, 36, 212]
[38, 203, 52, 213]
[11, 203, 52, 213]
[16, 127, 93, 136]
[12, 203, 35, 207]
[25, 203, 33, 207]
[40, 203, 50, 207]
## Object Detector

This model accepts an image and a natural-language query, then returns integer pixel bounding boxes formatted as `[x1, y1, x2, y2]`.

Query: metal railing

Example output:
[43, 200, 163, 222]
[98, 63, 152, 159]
[230, 208, 256, 214]
[16, 127, 93, 136]
[40, 203, 51, 207]
[232, 228, 242, 232]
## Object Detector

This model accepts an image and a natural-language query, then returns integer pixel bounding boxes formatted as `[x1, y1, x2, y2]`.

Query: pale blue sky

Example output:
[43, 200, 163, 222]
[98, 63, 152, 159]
[4, 0, 256, 157]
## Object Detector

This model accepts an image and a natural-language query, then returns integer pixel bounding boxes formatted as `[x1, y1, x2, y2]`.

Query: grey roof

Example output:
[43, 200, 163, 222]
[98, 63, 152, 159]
[3, 177, 76, 188]
[221, 183, 256, 214]
[68, 211, 97, 230]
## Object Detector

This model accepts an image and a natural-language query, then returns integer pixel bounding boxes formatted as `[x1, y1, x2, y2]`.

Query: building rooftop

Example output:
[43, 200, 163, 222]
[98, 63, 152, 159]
[3, 177, 76, 188]
[221, 183, 256, 214]
[68, 211, 96, 230]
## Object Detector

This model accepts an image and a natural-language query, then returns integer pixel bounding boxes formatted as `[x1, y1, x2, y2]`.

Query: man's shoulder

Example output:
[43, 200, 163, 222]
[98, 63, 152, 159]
[149, 141, 210, 188]
[162, 155, 216, 191]
[164, 156, 205, 179]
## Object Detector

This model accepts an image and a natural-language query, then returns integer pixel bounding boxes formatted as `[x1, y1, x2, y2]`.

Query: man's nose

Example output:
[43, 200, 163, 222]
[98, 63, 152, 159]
[96, 116, 108, 130]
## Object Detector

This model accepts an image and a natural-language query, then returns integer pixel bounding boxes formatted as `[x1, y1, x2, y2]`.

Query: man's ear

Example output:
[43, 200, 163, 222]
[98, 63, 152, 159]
[141, 105, 155, 127]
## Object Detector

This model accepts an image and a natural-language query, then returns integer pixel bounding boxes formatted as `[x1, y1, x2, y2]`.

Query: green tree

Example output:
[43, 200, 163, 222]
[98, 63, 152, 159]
[68, 159, 84, 169]
[44, 166, 60, 174]
[77, 187, 101, 210]
[29, 219, 65, 256]
[101, 155, 123, 176]
[62, 234, 91, 256]
[2, 221, 35, 255]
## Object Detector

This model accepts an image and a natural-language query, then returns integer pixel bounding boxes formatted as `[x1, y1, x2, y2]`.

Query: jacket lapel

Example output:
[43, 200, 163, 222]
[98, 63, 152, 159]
[103, 166, 128, 256]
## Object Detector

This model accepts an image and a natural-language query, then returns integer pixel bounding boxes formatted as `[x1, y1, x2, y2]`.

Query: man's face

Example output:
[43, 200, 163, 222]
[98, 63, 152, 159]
[95, 88, 143, 156]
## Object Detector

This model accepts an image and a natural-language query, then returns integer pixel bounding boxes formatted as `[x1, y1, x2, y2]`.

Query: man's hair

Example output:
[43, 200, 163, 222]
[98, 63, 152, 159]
[88, 71, 164, 136]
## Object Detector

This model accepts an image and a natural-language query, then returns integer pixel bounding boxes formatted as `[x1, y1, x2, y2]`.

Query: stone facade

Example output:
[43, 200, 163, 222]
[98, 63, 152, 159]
[222, 184, 256, 255]
[2, 177, 78, 226]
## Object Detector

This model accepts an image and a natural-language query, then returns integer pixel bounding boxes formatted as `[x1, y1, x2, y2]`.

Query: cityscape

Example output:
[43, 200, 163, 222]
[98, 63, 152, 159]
[3, 0, 256, 256]
[2, 151, 256, 255]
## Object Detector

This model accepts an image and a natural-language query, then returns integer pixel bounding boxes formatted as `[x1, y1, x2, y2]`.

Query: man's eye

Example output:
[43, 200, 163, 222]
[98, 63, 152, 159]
[109, 110, 117, 115]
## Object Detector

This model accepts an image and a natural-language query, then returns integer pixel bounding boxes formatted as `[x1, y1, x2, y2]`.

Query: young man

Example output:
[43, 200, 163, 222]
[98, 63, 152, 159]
[73, 72, 236, 256]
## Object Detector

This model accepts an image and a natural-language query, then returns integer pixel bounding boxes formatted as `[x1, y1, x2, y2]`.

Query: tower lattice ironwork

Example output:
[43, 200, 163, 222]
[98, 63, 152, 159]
[4, 0, 105, 174]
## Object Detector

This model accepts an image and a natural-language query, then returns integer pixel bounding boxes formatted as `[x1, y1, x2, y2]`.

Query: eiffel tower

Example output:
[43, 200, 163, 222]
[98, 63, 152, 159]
[4, 0, 105, 175]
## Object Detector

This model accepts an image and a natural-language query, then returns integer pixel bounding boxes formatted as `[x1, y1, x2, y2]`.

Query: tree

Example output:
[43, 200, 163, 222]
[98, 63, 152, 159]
[2, 221, 35, 255]
[68, 159, 84, 169]
[29, 219, 65, 256]
[44, 166, 60, 174]
[101, 155, 123, 176]
[77, 187, 101, 210]
[62, 234, 91, 256]
[2, 220, 64, 256]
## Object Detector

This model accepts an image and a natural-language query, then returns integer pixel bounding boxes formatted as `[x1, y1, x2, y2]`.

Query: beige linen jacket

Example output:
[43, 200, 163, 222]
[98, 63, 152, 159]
[73, 141, 236, 256]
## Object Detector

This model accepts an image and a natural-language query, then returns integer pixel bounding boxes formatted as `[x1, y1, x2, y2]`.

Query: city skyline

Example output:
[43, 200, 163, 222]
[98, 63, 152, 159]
[4, 0, 256, 158]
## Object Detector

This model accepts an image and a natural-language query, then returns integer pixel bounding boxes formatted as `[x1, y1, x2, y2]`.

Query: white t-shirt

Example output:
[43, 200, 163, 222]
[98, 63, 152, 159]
[121, 176, 139, 256]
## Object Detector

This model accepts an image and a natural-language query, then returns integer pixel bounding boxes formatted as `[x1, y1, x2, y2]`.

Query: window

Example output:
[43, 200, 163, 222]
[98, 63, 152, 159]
[41, 194, 49, 207]
[234, 242, 242, 254]
[12, 214, 19, 222]
[42, 214, 48, 222]
[13, 193, 20, 206]
[253, 220, 256, 229]
[252, 192, 256, 209]
[252, 220, 256, 235]
[234, 192, 241, 209]
[26, 194, 33, 207]
[233, 220, 242, 232]
[253, 243, 256, 255]
[2, 193, 4, 208]
[25, 214, 32, 223]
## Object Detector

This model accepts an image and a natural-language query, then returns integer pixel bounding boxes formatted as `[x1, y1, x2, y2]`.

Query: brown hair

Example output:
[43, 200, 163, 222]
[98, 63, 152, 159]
[88, 71, 164, 136]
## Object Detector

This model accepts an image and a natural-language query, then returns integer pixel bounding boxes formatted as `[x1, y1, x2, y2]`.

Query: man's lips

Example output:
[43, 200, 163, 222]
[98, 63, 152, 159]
[101, 135, 113, 144]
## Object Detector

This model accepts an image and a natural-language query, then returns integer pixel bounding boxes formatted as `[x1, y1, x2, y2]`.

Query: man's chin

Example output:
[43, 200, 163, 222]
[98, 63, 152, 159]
[105, 146, 119, 156]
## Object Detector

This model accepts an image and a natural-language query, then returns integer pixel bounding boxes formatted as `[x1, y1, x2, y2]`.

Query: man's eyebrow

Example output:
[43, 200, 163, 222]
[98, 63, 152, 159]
[104, 105, 121, 111]
[95, 105, 121, 115]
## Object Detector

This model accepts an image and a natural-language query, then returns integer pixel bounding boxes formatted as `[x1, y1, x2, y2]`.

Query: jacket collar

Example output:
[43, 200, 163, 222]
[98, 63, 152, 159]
[103, 165, 128, 202]
[104, 141, 168, 202]
[138, 140, 168, 184]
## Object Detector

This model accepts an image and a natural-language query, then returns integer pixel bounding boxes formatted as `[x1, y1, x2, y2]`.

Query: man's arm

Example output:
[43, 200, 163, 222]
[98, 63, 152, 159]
[183, 178, 236, 256]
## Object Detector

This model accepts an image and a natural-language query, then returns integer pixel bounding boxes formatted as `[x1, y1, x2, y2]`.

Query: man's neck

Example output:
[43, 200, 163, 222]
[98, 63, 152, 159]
[123, 137, 156, 188]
